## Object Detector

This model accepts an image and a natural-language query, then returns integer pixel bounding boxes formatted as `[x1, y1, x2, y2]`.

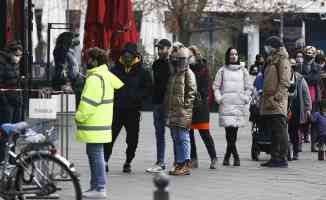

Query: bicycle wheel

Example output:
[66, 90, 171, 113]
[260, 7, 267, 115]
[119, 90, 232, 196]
[15, 153, 82, 200]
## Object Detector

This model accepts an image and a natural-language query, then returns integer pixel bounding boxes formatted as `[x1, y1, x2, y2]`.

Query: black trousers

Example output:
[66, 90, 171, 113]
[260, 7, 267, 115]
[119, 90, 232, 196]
[0, 91, 22, 162]
[224, 127, 239, 160]
[103, 110, 140, 164]
[189, 129, 217, 160]
[288, 119, 300, 154]
[264, 115, 288, 161]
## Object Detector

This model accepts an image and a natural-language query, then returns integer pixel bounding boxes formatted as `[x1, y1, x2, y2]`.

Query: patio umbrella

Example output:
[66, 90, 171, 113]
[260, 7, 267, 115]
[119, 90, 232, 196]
[83, 0, 139, 63]
[107, 0, 139, 62]
[83, 0, 110, 50]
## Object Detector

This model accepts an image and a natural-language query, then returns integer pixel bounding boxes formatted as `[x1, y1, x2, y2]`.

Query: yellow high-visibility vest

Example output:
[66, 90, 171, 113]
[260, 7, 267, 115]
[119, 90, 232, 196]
[75, 64, 123, 143]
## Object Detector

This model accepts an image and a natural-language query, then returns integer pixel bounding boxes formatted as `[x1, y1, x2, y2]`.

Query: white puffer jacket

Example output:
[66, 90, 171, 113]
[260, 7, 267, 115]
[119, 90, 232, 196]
[213, 64, 252, 127]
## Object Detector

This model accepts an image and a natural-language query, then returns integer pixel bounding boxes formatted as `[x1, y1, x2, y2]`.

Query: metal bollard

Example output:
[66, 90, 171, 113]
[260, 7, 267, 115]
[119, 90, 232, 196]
[153, 173, 170, 200]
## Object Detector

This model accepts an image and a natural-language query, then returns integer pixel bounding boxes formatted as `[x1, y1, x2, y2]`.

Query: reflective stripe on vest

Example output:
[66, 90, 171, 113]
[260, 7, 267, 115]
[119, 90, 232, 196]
[81, 96, 113, 106]
[77, 125, 112, 131]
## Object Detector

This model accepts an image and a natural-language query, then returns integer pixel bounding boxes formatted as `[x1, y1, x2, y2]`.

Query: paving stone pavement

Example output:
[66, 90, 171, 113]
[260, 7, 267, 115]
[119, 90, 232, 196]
[62, 112, 326, 200]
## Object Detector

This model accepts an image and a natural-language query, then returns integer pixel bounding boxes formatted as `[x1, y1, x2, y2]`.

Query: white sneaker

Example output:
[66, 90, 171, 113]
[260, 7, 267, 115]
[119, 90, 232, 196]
[82, 189, 107, 199]
[146, 163, 166, 173]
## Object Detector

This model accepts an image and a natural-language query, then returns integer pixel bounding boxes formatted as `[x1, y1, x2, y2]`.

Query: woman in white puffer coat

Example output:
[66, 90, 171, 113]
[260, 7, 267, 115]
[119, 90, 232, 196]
[213, 47, 252, 167]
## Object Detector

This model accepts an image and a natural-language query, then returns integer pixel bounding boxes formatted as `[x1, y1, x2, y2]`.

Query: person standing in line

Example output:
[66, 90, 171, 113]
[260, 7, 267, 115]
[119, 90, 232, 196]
[0, 41, 24, 162]
[213, 47, 251, 167]
[287, 59, 311, 160]
[188, 45, 218, 169]
[299, 46, 321, 152]
[75, 47, 123, 199]
[146, 39, 172, 173]
[260, 36, 291, 168]
[165, 43, 196, 176]
[103, 43, 152, 173]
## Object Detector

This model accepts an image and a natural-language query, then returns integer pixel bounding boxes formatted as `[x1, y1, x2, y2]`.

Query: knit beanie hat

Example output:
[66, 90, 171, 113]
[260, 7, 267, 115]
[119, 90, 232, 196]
[265, 36, 284, 49]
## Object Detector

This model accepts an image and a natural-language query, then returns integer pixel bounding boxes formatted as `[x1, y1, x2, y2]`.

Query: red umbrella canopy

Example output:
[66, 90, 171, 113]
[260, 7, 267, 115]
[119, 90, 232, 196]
[106, 0, 139, 62]
[83, 0, 139, 62]
[83, 0, 110, 50]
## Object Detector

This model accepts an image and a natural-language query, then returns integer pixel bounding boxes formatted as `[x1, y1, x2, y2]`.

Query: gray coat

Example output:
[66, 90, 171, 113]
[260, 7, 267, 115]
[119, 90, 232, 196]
[292, 72, 312, 124]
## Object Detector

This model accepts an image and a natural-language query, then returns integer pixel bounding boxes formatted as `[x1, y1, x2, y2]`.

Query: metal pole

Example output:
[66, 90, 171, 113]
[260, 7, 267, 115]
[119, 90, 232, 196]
[153, 173, 170, 200]
[47, 23, 51, 81]
[280, 4, 284, 43]
[65, 93, 69, 160]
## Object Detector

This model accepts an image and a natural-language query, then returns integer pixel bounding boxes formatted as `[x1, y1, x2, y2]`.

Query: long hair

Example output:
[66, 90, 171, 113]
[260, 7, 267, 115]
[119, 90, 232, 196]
[225, 47, 240, 65]
[188, 45, 203, 61]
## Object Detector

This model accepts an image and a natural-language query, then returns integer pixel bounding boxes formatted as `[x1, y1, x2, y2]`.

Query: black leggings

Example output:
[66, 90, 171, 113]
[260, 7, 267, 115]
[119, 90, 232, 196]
[225, 127, 239, 159]
[189, 129, 217, 160]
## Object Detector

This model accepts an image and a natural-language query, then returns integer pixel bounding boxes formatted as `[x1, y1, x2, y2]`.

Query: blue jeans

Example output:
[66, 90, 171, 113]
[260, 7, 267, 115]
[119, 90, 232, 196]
[170, 127, 191, 164]
[153, 105, 166, 164]
[86, 143, 106, 191]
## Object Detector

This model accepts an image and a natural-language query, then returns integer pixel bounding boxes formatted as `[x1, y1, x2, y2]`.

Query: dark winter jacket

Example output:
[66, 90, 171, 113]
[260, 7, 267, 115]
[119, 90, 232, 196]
[190, 60, 210, 124]
[111, 56, 152, 111]
[152, 58, 170, 105]
[0, 51, 20, 87]
[298, 60, 321, 102]
[53, 47, 80, 90]
[164, 66, 196, 129]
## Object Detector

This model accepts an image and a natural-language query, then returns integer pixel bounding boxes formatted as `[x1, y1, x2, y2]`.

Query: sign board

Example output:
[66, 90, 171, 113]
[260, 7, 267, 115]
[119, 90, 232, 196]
[29, 98, 57, 119]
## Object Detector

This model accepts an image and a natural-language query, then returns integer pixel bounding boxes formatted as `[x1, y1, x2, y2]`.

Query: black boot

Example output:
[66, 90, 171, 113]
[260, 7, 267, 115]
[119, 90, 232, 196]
[223, 146, 231, 166]
[232, 147, 240, 166]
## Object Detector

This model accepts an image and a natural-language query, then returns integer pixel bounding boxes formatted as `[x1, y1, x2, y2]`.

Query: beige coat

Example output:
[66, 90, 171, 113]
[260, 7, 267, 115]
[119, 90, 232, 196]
[260, 47, 291, 116]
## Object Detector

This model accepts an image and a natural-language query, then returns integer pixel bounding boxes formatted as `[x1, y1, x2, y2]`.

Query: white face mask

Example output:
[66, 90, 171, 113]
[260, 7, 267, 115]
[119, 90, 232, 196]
[296, 57, 304, 64]
[188, 56, 196, 64]
[264, 45, 273, 55]
[10, 55, 22, 64]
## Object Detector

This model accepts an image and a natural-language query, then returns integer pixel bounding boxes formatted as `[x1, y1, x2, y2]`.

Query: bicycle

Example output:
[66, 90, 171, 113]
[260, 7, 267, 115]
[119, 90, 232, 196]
[0, 122, 82, 200]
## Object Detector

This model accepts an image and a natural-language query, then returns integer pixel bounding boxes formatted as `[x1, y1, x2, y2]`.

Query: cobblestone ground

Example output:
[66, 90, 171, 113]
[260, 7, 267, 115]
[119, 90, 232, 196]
[61, 112, 326, 200]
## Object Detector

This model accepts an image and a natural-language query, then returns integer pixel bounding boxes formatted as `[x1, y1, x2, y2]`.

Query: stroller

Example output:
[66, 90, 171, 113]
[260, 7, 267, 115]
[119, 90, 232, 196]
[249, 91, 272, 161]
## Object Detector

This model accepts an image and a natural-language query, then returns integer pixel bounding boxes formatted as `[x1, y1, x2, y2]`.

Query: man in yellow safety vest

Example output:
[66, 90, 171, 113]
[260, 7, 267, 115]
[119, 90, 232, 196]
[75, 47, 123, 199]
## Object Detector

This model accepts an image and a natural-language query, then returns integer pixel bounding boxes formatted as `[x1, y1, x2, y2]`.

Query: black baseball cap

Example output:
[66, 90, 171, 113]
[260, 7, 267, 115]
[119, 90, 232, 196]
[155, 39, 172, 48]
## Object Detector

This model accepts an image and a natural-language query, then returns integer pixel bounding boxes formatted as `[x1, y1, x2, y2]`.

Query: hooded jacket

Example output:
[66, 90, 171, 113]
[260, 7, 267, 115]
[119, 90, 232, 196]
[260, 47, 291, 116]
[111, 56, 152, 111]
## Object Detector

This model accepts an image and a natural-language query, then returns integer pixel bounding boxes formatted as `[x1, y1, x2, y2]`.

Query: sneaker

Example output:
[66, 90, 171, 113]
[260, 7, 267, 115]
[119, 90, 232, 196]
[82, 189, 107, 199]
[169, 162, 191, 176]
[260, 159, 273, 167]
[123, 163, 132, 173]
[146, 162, 166, 173]
[210, 157, 218, 169]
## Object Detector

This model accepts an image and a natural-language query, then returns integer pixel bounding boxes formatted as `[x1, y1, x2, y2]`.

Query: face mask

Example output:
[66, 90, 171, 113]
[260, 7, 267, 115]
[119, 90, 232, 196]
[264, 45, 273, 55]
[170, 57, 187, 69]
[296, 57, 304, 64]
[123, 53, 134, 65]
[10, 55, 21, 64]
[188, 56, 196, 64]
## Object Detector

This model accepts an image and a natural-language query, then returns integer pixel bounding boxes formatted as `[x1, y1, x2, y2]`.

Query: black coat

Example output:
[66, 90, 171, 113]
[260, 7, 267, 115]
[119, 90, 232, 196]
[111, 58, 152, 111]
[0, 51, 20, 86]
[299, 61, 321, 102]
[152, 58, 170, 105]
[190, 60, 209, 124]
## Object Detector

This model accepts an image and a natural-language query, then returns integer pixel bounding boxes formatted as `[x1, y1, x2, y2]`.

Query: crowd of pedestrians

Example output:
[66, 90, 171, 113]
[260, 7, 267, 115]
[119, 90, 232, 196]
[1, 35, 326, 199]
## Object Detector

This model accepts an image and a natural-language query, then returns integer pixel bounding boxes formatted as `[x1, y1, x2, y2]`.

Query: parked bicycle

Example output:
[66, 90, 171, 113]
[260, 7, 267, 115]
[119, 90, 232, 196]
[0, 122, 82, 200]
